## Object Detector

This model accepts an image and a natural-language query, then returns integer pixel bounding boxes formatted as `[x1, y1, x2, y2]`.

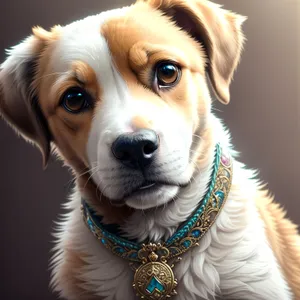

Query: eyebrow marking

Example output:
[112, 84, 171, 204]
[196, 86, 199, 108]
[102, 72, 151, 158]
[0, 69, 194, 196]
[72, 61, 98, 86]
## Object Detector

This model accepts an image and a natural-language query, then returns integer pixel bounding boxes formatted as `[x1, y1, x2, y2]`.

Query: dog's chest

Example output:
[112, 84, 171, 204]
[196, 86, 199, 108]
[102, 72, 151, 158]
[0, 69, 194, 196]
[53, 180, 291, 300]
[61, 204, 221, 300]
[71, 219, 218, 300]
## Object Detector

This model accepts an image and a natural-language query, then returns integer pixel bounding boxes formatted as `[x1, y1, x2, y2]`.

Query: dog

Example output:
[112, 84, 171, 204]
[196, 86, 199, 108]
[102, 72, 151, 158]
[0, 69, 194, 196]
[1, 0, 299, 299]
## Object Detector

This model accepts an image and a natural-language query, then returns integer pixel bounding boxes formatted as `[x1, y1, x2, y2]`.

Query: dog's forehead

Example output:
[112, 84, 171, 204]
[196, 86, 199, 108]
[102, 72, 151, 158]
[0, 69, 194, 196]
[49, 3, 203, 74]
[63, 6, 129, 33]
[49, 7, 129, 69]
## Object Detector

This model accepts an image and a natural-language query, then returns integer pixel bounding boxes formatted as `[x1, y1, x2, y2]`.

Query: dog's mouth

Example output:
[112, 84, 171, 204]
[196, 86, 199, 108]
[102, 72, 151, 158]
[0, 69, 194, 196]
[90, 162, 192, 210]
[121, 179, 190, 210]
[133, 180, 188, 195]
[129, 181, 163, 198]
[126, 181, 164, 199]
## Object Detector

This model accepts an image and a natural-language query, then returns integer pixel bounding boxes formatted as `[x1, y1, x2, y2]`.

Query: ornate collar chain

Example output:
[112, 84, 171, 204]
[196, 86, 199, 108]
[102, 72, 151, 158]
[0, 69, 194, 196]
[81, 144, 233, 300]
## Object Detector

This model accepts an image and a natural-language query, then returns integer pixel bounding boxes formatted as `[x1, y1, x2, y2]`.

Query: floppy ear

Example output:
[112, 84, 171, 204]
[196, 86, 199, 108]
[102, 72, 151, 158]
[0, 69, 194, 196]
[142, 0, 247, 104]
[0, 31, 53, 167]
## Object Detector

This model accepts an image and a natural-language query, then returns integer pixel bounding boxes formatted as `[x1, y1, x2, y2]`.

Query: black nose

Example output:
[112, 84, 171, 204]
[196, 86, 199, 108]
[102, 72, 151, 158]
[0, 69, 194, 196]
[111, 129, 159, 169]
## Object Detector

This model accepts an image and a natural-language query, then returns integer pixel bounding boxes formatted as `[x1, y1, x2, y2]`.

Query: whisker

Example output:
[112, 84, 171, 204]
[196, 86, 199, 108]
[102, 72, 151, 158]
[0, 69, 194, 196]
[96, 180, 107, 204]
[83, 166, 100, 189]
[212, 106, 223, 113]
[64, 166, 93, 192]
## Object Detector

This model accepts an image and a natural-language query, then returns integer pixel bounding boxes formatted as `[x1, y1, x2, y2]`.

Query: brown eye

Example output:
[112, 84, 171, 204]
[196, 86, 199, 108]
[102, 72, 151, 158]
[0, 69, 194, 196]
[155, 62, 181, 88]
[61, 87, 92, 114]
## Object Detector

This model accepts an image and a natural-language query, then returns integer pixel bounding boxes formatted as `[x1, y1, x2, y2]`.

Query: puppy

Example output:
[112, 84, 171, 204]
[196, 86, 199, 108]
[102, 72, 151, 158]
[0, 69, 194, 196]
[0, 0, 299, 299]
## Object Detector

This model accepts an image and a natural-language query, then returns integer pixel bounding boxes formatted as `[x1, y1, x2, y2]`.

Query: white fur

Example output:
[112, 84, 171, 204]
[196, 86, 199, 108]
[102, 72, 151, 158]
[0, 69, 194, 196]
[85, 54, 193, 209]
[85, 63, 193, 208]
[51, 115, 291, 300]
[14, 6, 289, 300]
[0, 0, 293, 298]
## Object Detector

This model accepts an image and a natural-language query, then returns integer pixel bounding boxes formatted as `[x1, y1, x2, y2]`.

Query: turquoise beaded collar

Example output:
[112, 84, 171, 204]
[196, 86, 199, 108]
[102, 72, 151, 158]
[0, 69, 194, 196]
[81, 144, 233, 300]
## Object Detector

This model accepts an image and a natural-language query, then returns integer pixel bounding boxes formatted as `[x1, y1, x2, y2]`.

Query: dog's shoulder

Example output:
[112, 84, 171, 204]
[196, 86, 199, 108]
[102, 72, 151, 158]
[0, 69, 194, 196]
[255, 189, 300, 297]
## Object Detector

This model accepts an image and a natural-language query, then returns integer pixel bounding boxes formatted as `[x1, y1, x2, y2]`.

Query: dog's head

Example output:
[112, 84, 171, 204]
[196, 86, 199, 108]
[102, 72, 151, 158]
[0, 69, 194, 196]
[0, 0, 245, 212]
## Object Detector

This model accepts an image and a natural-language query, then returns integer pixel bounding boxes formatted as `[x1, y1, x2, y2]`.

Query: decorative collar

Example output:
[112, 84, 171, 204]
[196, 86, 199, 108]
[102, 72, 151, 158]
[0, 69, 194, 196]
[81, 144, 232, 300]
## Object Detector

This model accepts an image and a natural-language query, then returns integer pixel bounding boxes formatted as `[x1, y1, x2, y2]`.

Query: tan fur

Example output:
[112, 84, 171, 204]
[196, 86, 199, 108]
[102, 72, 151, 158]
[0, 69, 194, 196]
[0, 33, 52, 166]
[38, 71, 94, 169]
[1, 0, 299, 298]
[71, 61, 100, 98]
[132, 116, 153, 130]
[140, 0, 247, 104]
[255, 191, 300, 298]
[77, 175, 134, 224]
[55, 248, 100, 300]
[32, 25, 62, 42]
[30, 36, 132, 223]
[101, 3, 207, 129]
[39, 59, 133, 223]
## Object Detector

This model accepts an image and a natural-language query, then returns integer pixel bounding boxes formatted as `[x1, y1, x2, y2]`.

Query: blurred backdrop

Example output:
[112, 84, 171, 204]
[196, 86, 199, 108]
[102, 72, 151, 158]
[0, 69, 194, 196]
[0, 0, 299, 299]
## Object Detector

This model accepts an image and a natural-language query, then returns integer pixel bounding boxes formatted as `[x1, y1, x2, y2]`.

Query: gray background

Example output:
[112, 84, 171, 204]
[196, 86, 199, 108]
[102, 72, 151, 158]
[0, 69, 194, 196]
[0, 0, 299, 299]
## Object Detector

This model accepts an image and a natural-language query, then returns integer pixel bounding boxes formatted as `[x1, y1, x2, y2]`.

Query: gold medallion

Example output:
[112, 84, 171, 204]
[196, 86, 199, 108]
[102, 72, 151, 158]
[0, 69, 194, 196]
[133, 244, 178, 300]
[134, 261, 176, 299]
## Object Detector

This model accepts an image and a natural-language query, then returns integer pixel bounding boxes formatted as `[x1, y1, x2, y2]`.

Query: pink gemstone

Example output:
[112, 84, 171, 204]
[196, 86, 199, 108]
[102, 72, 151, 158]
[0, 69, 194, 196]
[221, 154, 230, 166]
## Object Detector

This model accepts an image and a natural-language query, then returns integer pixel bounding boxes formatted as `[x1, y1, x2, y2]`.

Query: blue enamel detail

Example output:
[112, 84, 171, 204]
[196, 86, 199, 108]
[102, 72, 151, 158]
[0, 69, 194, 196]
[146, 276, 165, 294]
[87, 218, 93, 228]
[170, 248, 179, 255]
[182, 240, 191, 248]
[191, 229, 201, 238]
[165, 144, 221, 246]
[215, 191, 225, 202]
[129, 252, 138, 259]
[85, 211, 139, 250]
[87, 218, 96, 233]
[115, 247, 126, 254]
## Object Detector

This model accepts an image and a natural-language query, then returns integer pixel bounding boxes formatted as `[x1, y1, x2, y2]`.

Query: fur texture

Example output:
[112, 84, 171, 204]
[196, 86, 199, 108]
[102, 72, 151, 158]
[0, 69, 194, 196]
[50, 116, 293, 300]
[0, 0, 299, 299]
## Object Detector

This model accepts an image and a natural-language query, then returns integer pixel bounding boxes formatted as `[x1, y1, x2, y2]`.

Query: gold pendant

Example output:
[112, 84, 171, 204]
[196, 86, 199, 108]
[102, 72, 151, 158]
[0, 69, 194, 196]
[133, 244, 178, 300]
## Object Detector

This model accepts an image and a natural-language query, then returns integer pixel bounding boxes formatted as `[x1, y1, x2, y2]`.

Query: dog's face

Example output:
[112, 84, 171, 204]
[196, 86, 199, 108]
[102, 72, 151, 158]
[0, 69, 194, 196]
[0, 0, 245, 210]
